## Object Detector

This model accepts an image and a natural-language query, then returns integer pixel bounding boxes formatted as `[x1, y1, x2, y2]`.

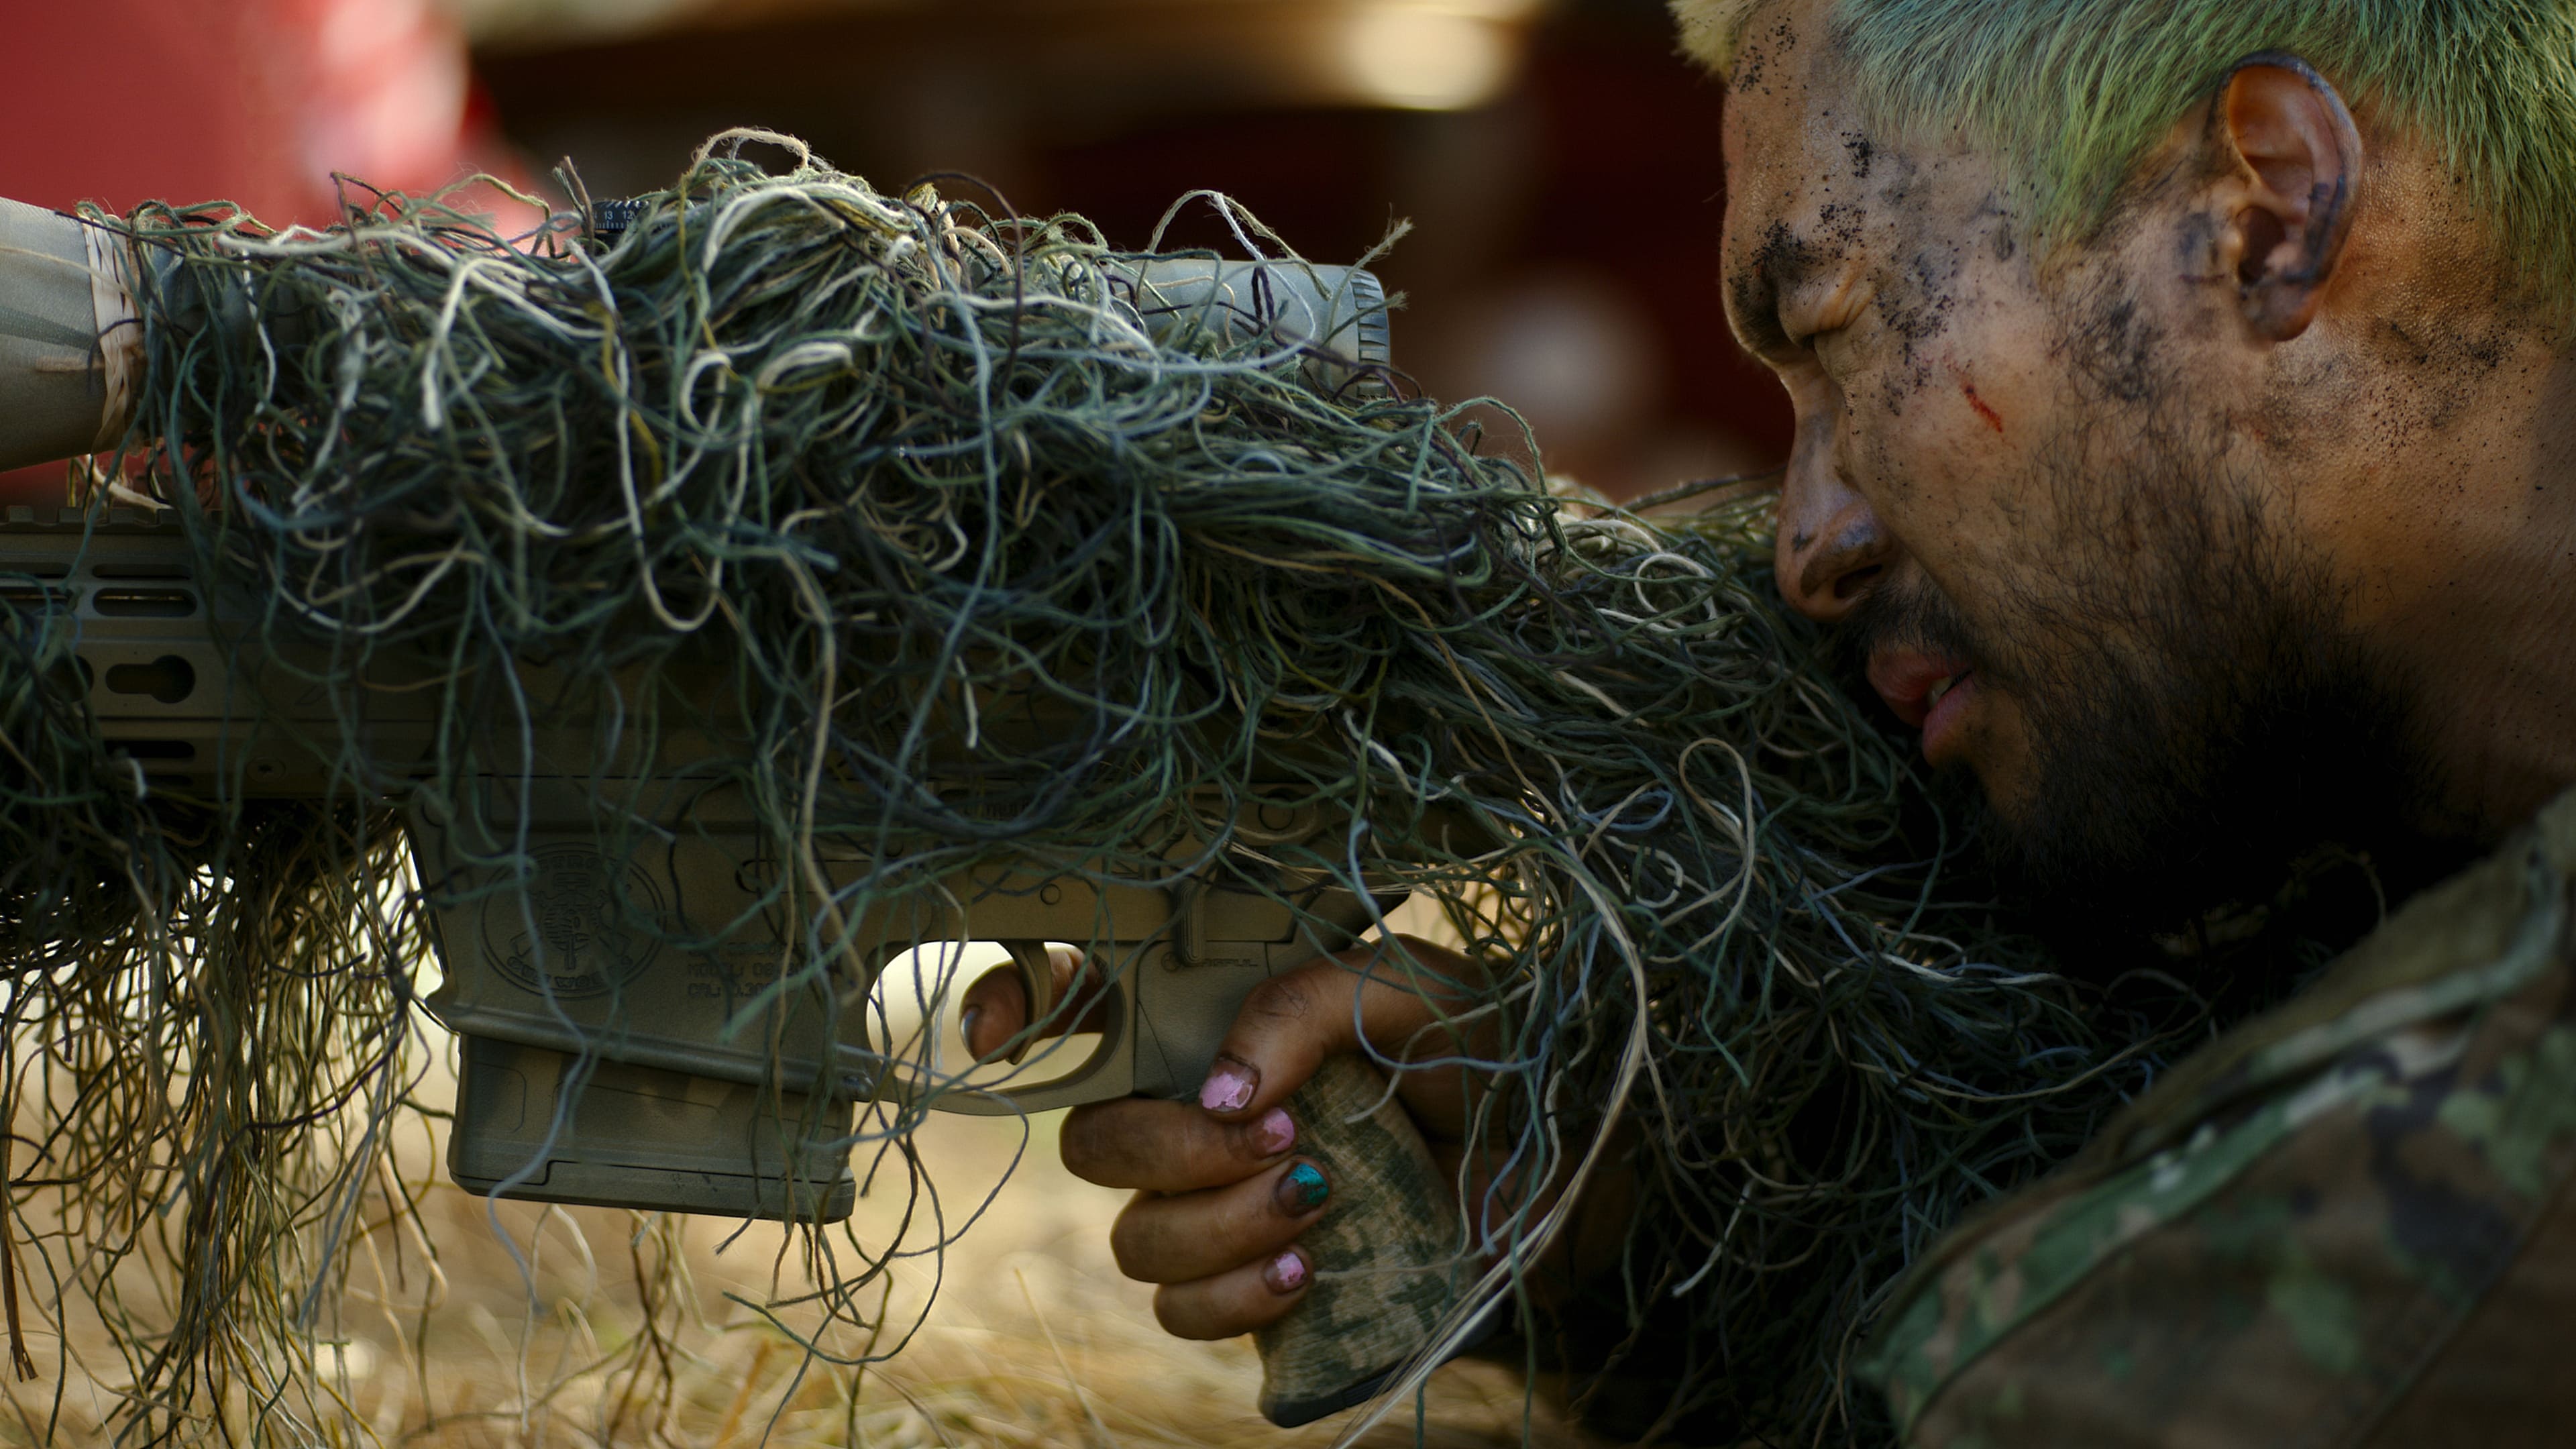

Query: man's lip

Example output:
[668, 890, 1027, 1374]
[1864, 650, 1974, 730]
[1919, 670, 1976, 764]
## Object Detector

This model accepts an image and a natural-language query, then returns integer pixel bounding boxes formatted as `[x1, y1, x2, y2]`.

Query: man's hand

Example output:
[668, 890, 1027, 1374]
[961, 936, 1493, 1340]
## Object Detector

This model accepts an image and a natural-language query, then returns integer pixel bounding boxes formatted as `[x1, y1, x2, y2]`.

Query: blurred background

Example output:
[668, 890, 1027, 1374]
[0, 0, 1788, 502]
[0, 3, 1780, 1439]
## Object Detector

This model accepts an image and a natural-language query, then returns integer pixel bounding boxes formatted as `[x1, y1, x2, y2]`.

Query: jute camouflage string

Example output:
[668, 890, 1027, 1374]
[0, 136, 2221, 1444]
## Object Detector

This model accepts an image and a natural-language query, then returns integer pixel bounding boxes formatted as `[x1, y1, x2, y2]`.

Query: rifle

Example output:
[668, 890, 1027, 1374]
[0, 195, 1467, 1426]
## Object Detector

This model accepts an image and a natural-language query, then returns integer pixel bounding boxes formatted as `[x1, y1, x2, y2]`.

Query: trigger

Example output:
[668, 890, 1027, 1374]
[1001, 940, 1057, 1066]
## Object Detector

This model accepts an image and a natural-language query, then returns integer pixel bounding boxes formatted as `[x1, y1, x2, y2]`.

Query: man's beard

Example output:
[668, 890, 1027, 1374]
[1835, 429, 2452, 953]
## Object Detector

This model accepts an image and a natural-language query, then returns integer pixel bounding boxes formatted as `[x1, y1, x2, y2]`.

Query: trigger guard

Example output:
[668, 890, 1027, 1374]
[999, 940, 1057, 1066]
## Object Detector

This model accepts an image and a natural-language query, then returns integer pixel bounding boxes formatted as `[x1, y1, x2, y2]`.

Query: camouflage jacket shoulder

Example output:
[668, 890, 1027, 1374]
[1859, 788, 2576, 1448]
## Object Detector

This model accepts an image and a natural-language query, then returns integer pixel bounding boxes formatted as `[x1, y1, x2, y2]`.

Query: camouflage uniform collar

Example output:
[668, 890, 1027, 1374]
[1858, 786, 2576, 1420]
[2084, 788, 2576, 1167]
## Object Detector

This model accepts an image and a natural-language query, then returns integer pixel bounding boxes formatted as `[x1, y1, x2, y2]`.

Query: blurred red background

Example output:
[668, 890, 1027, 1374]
[0, 0, 517, 501]
[0, 0, 1788, 504]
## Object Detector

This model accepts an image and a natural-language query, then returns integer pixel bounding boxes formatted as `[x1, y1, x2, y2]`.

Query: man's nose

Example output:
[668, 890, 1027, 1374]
[1773, 462, 1895, 624]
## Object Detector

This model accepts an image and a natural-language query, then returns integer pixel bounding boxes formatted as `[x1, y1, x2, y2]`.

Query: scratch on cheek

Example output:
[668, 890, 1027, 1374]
[1957, 377, 2004, 433]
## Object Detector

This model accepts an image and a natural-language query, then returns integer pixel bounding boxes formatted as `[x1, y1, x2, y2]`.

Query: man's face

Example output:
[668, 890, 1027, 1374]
[1719, 3, 2423, 932]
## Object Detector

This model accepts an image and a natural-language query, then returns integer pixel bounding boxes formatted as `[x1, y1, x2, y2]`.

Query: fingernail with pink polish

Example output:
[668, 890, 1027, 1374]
[1252, 1107, 1295, 1156]
[1263, 1249, 1308, 1294]
[1199, 1060, 1255, 1114]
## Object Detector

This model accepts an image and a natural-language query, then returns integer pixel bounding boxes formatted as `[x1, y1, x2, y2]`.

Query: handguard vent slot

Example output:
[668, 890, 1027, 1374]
[0, 585, 70, 612]
[109, 739, 195, 761]
[94, 588, 198, 618]
[104, 655, 197, 706]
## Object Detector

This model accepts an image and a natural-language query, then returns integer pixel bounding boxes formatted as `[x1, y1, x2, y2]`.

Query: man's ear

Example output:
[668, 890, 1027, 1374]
[2210, 52, 2364, 341]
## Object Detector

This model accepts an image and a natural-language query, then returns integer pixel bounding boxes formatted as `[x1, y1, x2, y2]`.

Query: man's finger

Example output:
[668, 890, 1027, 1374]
[1107, 1158, 1331, 1283]
[1193, 934, 1480, 1124]
[1061, 1095, 1297, 1191]
[957, 946, 1110, 1061]
[1150, 1247, 1312, 1341]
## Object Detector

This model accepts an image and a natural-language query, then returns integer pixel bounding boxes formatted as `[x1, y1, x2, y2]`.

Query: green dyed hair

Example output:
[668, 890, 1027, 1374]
[1672, 0, 2576, 324]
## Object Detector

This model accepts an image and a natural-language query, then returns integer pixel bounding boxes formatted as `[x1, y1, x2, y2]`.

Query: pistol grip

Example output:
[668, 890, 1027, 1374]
[1253, 1055, 1466, 1428]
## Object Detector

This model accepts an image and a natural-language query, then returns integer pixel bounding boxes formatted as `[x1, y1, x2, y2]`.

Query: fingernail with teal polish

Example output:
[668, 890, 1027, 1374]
[1275, 1161, 1330, 1216]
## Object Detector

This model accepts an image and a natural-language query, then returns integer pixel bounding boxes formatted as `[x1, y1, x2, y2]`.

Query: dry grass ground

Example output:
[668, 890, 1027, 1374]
[0, 1017, 1611, 1448]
